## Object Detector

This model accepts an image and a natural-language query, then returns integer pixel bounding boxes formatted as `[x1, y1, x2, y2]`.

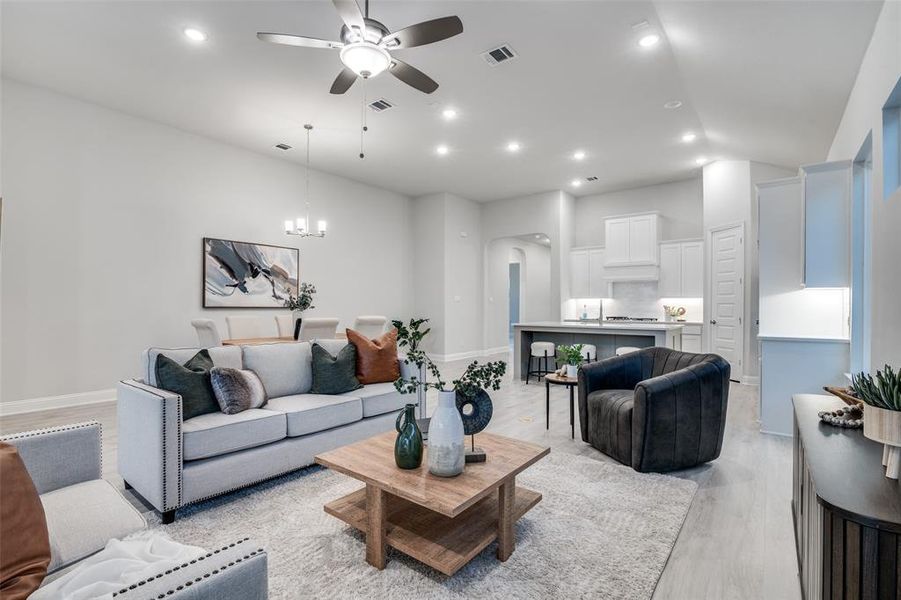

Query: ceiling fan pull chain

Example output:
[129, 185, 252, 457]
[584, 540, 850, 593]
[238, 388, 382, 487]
[359, 78, 368, 159]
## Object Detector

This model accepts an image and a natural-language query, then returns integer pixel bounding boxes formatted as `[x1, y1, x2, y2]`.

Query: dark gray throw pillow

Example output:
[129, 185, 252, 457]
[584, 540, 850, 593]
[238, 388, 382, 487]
[210, 367, 267, 414]
[155, 350, 219, 420]
[311, 343, 363, 395]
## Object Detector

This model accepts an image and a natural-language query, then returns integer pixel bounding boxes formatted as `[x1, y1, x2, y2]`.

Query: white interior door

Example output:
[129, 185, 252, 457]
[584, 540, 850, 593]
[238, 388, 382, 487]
[709, 225, 744, 380]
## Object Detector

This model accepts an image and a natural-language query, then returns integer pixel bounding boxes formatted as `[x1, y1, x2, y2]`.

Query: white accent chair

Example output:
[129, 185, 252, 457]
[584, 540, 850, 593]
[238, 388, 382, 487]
[226, 316, 268, 340]
[191, 319, 222, 348]
[581, 344, 597, 362]
[351, 315, 388, 339]
[526, 341, 556, 384]
[275, 314, 296, 338]
[298, 317, 340, 341]
[616, 346, 641, 356]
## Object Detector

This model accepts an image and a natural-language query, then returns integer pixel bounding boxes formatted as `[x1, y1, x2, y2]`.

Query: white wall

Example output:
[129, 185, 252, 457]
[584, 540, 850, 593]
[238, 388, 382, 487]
[411, 194, 446, 354]
[442, 193, 483, 356]
[1, 80, 414, 404]
[827, 1, 901, 370]
[575, 178, 702, 247]
[484, 238, 552, 350]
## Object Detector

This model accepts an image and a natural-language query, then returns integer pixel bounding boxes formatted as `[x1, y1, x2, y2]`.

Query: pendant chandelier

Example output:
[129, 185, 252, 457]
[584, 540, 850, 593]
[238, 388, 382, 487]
[284, 124, 327, 238]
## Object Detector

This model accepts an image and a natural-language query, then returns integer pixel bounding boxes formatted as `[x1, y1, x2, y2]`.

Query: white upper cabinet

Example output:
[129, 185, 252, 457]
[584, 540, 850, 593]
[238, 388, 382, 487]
[588, 248, 607, 297]
[604, 213, 659, 266]
[569, 249, 590, 298]
[658, 240, 703, 297]
[802, 161, 851, 288]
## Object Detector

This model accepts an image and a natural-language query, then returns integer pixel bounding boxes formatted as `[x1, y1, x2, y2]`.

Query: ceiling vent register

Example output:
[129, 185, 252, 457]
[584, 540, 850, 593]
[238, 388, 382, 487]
[482, 44, 517, 66]
[367, 98, 395, 112]
[275, 143, 292, 151]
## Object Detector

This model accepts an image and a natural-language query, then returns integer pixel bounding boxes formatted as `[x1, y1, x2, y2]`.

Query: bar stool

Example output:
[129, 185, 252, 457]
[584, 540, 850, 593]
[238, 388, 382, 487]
[527, 342, 556, 384]
[581, 344, 597, 363]
[616, 346, 641, 356]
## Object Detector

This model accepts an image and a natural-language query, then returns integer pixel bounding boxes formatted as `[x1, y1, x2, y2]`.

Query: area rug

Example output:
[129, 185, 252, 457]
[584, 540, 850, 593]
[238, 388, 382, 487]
[152, 453, 697, 599]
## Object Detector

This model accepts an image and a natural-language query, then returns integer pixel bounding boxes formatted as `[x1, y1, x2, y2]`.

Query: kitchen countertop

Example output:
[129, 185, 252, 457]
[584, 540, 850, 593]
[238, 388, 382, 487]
[514, 321, 684, 332]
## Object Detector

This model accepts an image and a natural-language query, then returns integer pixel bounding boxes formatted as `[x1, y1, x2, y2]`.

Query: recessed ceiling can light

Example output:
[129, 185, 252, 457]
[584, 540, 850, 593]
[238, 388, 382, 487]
[664, 100, 683, 109]
[435, 144, 449, 156]
[183, 28, 208, 42]
[638, 33, 660, 48]
[506, 141, 521, 153]
[571, 179, 582, 187]
[534, 234, 541, 239]
[681, 132, 697, 143]
[695, 156, 707, 166]
[573, 150, 586, 161]
[442, 108, 457, 120]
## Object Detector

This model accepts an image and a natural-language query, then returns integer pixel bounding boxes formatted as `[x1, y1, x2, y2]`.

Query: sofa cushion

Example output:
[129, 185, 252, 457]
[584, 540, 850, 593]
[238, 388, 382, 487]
[310, 343, 362, 395]
[40, 480, 146, 573]
[586, 389, 634, 467]
[265, 394, 362, 437]
[242, 343, 312, 398]
[155, 350, 220, 421]
[0, 443, 51, 599]
[143, 346, 242, 387]
[346, 329, 400, 385]
[182, 409, 287, 461]
[342, 382, 407, 418]
[210, 367, 268, 414]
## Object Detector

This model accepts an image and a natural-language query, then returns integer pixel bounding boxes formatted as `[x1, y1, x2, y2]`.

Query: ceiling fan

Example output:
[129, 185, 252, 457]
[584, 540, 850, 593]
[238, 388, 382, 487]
[257, 0, 463, 95]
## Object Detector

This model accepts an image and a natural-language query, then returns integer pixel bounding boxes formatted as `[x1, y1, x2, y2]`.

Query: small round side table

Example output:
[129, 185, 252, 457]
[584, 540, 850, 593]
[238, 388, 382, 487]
[545, 372, 578, 438]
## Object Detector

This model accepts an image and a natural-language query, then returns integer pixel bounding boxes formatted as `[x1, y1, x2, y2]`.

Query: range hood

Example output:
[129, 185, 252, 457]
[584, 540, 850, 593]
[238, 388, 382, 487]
[603, 264, 659, 283]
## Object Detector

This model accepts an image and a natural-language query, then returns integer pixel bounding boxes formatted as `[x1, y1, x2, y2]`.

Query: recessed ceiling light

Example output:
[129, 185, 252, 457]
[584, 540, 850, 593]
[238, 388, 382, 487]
[534, 234, 541, 239]
[506, 141, 521, 153]
[681, 132, 697, 143]
[664, 100, 683, 109]
[573, 150, 586, 161]
[183, 28, 208, 42]
[638, 33, 660, 48]
[570, 179, 582, 187]
[435, 144, 449, 156]
[442, 108, 457, 120]
[695, 156, 708, 166]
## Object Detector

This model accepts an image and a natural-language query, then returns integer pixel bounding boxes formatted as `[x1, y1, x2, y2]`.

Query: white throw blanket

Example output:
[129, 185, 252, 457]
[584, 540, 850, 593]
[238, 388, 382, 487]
[33, 530, 205, 600]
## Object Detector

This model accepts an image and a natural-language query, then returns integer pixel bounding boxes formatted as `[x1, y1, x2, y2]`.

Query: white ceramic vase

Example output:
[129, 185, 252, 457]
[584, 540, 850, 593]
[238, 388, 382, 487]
[428, 390, 465, 477]
[566, 364, 578, 378]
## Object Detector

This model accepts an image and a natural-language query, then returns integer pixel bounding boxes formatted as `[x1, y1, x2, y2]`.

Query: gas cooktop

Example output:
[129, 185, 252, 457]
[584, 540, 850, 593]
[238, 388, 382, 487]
[605, 316, 659, 323]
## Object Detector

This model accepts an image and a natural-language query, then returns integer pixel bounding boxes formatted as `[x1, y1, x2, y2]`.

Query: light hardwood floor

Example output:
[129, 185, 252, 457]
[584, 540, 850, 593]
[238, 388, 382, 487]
[0, 353, 801, 599]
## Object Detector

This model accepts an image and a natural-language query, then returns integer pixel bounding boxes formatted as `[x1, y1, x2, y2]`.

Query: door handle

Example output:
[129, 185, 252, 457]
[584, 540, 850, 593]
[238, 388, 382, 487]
[710, 320, 717, 325]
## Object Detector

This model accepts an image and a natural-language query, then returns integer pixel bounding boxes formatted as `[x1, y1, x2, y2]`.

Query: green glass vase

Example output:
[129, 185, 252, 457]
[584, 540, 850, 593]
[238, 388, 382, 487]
[395, 403, 423, 469]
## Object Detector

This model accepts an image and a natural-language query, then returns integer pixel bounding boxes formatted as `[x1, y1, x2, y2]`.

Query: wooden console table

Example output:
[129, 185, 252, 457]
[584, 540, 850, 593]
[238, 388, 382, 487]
[792, 394, 901, 599]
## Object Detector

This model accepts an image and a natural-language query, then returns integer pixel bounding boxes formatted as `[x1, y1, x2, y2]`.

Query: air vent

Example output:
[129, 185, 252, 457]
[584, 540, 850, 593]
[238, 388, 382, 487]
[274, 143, 292, 151]
[482, 44, 517, 66]
[367, 98, 395, 112]
[586, 176, 598, 182]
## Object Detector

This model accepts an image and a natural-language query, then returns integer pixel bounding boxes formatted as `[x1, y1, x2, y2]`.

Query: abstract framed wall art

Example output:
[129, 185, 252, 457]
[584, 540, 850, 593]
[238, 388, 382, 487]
[203, 237, 299, 308]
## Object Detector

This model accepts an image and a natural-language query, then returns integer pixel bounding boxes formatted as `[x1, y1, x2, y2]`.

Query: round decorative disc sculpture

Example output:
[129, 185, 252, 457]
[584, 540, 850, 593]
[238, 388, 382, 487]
[456, 389, 493, 463]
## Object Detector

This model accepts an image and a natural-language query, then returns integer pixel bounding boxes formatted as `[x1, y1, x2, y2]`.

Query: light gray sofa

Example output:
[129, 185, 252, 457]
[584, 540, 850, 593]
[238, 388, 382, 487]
[1, 421, 268, 599]
[118, 340, 412, 523]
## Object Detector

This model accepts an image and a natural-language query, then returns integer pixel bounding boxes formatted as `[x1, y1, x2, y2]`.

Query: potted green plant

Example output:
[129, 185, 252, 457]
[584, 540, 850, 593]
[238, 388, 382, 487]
[283, 282, 316, 336]
[557, 344, 584, 378]
[851, 365, 901, 479]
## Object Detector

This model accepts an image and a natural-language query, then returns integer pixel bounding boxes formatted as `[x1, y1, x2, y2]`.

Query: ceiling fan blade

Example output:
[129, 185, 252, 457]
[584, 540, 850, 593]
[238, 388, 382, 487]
[381, 16, 463, 49]
[332, 0, 366, 35]
[389, 58, 439, 94]
[329, 67, 358, 94]
[257, 32, 342, 50]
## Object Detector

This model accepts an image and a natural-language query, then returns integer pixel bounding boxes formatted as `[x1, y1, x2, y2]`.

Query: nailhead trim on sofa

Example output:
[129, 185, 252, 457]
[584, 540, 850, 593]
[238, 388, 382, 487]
[0, 420, 103, 478]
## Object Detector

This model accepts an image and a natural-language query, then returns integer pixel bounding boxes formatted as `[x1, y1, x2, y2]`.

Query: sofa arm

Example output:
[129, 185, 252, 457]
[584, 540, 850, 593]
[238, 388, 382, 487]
[114, 538, 267, 600]
[117, 379, 183, 515]
[631, 358, 730, 472]
[577, 353, 643, 442]
[1, 421, 102, 495]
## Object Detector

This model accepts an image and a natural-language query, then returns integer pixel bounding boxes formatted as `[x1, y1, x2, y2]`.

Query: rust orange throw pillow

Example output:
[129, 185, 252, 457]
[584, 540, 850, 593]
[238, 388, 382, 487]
[0, 442, 51, 599]
[346, 328, 400, 385]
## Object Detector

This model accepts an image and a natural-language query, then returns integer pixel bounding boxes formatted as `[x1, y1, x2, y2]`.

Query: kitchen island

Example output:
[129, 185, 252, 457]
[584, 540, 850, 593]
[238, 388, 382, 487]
[513, 321, 684, 380]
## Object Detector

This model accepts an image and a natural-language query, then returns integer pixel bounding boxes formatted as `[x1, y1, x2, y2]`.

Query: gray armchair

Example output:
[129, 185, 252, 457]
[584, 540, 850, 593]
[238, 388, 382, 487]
[578, 347, 730, 472]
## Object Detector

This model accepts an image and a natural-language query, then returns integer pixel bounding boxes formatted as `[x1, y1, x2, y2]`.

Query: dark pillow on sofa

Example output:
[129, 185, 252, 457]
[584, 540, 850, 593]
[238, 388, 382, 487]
[155, 350, 219, 420]
[311, 343, 363, 395]
[210, 367, 267, 414]
[0, 442, 51, 600]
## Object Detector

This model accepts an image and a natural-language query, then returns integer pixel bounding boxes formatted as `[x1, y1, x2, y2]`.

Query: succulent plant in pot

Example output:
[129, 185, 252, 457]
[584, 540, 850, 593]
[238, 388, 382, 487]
[850, 365, 901, 479]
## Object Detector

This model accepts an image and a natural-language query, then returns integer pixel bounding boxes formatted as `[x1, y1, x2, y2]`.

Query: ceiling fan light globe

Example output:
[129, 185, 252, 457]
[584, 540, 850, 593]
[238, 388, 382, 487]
[339, 42, 391, 78]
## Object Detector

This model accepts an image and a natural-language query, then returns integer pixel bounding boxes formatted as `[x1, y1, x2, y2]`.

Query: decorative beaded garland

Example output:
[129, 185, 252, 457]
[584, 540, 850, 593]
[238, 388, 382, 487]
[818, 404, 864, 429]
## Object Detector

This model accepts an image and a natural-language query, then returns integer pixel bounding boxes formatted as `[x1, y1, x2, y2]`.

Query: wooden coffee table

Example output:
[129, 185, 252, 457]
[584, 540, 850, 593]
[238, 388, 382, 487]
[315, 431, 549, 575]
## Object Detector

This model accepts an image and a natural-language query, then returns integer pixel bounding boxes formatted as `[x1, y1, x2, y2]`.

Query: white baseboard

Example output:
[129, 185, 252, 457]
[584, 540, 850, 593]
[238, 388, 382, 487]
[741, 376, 760, 386]
[0, 389, 116, 416]
[759, 428, 793, 438]
[433, 347, 512, 363]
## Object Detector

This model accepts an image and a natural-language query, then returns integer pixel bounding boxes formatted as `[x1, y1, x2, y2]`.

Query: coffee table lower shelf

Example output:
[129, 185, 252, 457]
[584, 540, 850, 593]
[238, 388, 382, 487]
[324, 485, 541, 576]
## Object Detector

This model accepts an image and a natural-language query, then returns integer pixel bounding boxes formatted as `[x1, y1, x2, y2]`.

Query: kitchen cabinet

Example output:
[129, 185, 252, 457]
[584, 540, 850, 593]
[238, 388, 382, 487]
[569, 247, 607, 299]
[658, 240, 703, 297]
[604, 213, 658, 267]
[681, 324, 703, 353]
[801, 161, 851, 288]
